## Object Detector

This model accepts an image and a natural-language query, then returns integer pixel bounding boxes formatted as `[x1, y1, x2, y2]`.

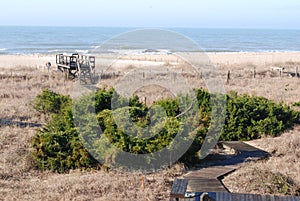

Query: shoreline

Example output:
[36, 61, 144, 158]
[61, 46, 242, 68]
[1, 52, 300, 69]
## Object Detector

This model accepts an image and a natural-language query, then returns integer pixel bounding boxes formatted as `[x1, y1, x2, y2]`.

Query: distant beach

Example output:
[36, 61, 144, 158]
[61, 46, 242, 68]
[1, 52, 300, 69]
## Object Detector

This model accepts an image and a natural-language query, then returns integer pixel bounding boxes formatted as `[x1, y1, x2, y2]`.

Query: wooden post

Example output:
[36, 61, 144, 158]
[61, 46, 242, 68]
[226, 70, 230, 84]
[140, 175, 145, 191]
[67, 69, 69, 80]
[197, 72, 202, 79]
[295, 66, 299, 77]
[253, 67, 256, 79]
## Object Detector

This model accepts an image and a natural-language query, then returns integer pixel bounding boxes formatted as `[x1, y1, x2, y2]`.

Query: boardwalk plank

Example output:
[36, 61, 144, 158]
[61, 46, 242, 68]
[170, 141, 299, 201]
[170, 178, 188, 199]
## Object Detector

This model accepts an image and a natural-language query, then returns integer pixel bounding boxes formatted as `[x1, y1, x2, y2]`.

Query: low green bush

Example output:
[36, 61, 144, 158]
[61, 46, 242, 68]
[31, 91, 98, 173]
[31, 88, 300, 172]
[293, 101, 300, 107]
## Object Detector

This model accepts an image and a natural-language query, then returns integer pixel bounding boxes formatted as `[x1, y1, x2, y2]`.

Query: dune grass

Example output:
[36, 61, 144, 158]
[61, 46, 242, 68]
[0, 61, 299, 199]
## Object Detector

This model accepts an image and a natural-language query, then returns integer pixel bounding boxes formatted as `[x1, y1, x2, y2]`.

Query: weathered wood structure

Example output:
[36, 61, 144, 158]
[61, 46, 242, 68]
[56, 53, 96, 84]
[170, 191, 300, 201]
[170, 141, 299, 201]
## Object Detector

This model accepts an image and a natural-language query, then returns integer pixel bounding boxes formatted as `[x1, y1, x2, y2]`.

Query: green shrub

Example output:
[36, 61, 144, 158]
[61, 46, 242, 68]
[154, 98, 180, 117]
[221, 94, 300, 141]
[32, 89, 70, 115]
[31, 90, 98, 173]
[96, 108, 182, 154]
[31, 88, 300, 172]
[94, 87, 115, 113]
[293, 101, 300, 107]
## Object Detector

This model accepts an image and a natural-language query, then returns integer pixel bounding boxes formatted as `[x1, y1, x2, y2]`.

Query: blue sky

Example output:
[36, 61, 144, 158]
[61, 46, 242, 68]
[1, 0, 300, 28]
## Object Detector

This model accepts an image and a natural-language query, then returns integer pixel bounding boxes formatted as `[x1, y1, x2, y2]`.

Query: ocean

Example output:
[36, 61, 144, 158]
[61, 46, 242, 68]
[0, 26, 300, 54]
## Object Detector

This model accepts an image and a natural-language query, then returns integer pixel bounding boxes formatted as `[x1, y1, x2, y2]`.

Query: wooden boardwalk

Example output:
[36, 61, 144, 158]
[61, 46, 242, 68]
[171, 192, 300, 201]
[184, 141, 269, 193]
[169, 141, 299, 200]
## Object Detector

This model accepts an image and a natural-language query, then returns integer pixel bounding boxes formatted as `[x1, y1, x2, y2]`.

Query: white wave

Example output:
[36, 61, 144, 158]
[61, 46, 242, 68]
[0, 48, 7, 51]
[75, 49, 89, 54]
[48, 49, 61, 53]
[104, 49, 173, 56]
[91, 45, 102, 49]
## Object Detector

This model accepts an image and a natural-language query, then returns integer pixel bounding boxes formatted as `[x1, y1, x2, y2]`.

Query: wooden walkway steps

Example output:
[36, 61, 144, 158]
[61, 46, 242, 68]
[184, 141, 269, 193]
[170, 141, 300, 200]
[170, 179, 189, 199]
[170, 191, 300, 201]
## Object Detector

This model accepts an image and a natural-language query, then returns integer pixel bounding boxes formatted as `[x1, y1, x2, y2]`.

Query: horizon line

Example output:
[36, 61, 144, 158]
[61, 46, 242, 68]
[0, 25, 300, 30]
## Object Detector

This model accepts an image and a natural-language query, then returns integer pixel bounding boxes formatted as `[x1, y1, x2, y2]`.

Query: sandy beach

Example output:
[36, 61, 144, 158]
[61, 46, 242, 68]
[1, 52, 300, 69]
[1, 52, 300, 105]
[208, 52, 300, 65]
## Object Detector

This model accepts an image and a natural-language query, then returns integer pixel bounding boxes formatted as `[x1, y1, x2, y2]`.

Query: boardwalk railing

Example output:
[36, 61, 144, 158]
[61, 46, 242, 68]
[56, 53, 96, 84]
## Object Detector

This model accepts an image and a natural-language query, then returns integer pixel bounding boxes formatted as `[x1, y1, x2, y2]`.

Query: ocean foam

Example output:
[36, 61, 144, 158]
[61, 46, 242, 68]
[75, 49, 89, 54]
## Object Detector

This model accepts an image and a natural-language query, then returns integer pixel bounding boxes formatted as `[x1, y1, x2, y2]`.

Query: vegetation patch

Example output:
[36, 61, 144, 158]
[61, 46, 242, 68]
[242, 167, 299, 196]
[293, 101, 300, 107]
[31, 88, 300, 173]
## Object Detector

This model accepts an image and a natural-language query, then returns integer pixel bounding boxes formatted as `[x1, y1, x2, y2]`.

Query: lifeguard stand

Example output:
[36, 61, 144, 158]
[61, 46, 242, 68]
[56, 53, 96, 84]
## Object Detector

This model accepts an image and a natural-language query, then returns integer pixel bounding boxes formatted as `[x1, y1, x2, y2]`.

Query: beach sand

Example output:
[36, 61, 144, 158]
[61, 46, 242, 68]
[1, 52, 300, 104]
[1, 52, 300, 68]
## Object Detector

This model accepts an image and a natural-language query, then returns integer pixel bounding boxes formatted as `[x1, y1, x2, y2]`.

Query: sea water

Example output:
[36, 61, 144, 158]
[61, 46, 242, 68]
[0, 26, 299, 54]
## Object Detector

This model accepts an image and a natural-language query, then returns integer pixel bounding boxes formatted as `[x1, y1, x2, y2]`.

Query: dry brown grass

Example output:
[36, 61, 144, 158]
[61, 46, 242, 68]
[223, 126, 300, 196]
[99, 59, 300, 105]
[0, 67, 185, 201]
[220, 63, 300, 104]
[219, 61, 300, 196]
[1, 58, 300, 199]
[0, 125, 184, 200]
[0, 162, 184, 200]
[0, 67, 72, 123]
